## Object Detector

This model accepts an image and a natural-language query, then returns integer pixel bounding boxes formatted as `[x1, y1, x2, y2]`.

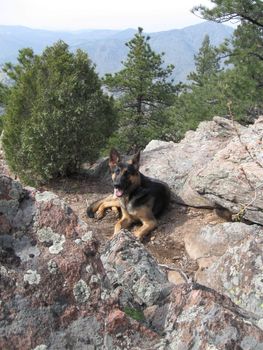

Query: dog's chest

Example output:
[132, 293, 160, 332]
[119, 197, 137, 216]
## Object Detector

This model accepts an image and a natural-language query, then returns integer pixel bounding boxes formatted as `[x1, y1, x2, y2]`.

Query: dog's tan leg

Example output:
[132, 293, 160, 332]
[134, 219, 157, 241]
[96, 198, 121, 219]
[87, 194, 120, 219]
[133, 208, 157, 241]
[111, 206, 120, 217]
[113, 209, 133, 236]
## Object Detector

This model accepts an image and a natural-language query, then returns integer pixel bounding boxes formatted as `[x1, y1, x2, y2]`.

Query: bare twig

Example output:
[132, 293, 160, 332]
[158, 264, 189, 283]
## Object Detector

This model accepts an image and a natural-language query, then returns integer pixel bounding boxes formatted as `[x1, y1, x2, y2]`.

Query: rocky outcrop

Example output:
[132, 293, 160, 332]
[184, 222, 257, 267]
[149, 283, 263, 349]
[141, 116, 263, 226]
[141, 116, 245, 208]
[192, 117, 263, 225]
[141, 117, 263, 328]
[101, 230, 173, 307]
[194, 223, 263, 328]
[0, 175, 160, 349]
[1, 175, 263, 349]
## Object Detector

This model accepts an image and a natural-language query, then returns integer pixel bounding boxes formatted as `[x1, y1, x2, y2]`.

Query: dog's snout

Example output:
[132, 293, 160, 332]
[113, 182, 121, 189]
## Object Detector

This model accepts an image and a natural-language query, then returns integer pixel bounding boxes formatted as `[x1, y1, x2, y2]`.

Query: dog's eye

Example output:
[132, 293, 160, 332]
[115, 168, 120, 175]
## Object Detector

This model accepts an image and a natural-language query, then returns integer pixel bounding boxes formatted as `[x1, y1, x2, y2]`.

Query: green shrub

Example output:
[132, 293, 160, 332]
[2, 41, 116, 184]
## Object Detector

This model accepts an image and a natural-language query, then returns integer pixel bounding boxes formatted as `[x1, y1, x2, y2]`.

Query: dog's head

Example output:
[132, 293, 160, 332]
[109, 149, 141, 198]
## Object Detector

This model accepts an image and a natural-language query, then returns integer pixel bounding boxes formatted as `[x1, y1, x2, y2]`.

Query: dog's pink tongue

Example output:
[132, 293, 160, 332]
[114, 188, 123, 197]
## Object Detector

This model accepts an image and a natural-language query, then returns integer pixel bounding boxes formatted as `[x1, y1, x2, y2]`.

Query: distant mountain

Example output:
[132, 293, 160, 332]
[0, 22, 234, 82]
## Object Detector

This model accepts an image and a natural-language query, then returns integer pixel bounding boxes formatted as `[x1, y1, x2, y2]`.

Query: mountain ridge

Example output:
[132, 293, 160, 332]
[0, 22, 234, 82]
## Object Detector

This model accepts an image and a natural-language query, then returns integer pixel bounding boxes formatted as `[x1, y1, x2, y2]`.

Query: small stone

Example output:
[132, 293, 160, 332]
[172, 256, 180, 261]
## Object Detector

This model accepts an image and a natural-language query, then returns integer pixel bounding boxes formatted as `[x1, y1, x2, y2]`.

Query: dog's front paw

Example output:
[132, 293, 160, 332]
[133, 230, 144, 241]
[95, 210, 105, 220]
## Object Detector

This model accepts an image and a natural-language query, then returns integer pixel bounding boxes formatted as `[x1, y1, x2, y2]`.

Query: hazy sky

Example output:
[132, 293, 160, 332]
[0, 0, 213, 32]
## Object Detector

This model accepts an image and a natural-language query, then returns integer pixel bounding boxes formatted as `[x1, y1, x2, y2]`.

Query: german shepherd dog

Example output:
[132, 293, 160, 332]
[87, 149, 170, 241]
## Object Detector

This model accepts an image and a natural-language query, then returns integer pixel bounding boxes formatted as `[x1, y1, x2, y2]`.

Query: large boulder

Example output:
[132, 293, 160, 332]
[101, 230, 173, 307]
[184, 222, 257, 268]
[141, 116, 244, 207]
[151, 283, 263, 349]
[194, 223, 263, 328]
[141, 116, 263, 226]
[192, 117, 263, 225]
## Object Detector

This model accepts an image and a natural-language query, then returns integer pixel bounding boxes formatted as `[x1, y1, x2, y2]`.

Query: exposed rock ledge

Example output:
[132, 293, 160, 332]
[1, 175, 263, 349]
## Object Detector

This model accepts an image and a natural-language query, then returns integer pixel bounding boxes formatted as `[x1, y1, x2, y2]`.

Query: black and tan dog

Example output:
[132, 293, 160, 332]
[87, 149, 170, 240]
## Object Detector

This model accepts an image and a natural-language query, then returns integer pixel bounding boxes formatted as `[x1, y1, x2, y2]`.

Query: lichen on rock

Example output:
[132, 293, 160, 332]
[73, 279, 91, 303]
[37, 227, 65, 254]
[23, 269, 41, 285]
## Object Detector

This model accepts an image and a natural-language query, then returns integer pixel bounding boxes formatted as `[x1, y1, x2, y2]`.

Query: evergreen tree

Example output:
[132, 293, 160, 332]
[160, 1, 263, 143]
[192, 0, 263, 28]
[187, 34, 221, 86]
[2, 41, 116, 184]
[192, 0, 263, 119]
[104, 27, 175, 153]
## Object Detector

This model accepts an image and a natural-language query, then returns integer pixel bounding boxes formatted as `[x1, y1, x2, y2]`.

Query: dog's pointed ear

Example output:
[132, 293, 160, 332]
[131, 151, 140, 170]
[109, 148, 121, 169]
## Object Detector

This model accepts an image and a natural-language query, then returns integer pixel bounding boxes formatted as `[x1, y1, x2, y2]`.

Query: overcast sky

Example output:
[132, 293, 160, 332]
[0, 0, 213, 32]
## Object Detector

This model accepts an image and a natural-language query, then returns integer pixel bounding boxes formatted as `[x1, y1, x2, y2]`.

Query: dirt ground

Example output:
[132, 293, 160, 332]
[43, 174, 228, 280]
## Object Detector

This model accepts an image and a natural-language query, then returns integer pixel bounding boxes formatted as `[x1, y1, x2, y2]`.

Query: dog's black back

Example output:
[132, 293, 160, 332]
[128, 172, 170, 217]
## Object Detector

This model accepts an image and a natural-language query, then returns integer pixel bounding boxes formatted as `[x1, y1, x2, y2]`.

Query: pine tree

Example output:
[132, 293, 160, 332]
[192, 0, 263, 28]
[192, 0, 263, 119]
[187, 34, 221, 86]
[104, 27, 175, 153]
